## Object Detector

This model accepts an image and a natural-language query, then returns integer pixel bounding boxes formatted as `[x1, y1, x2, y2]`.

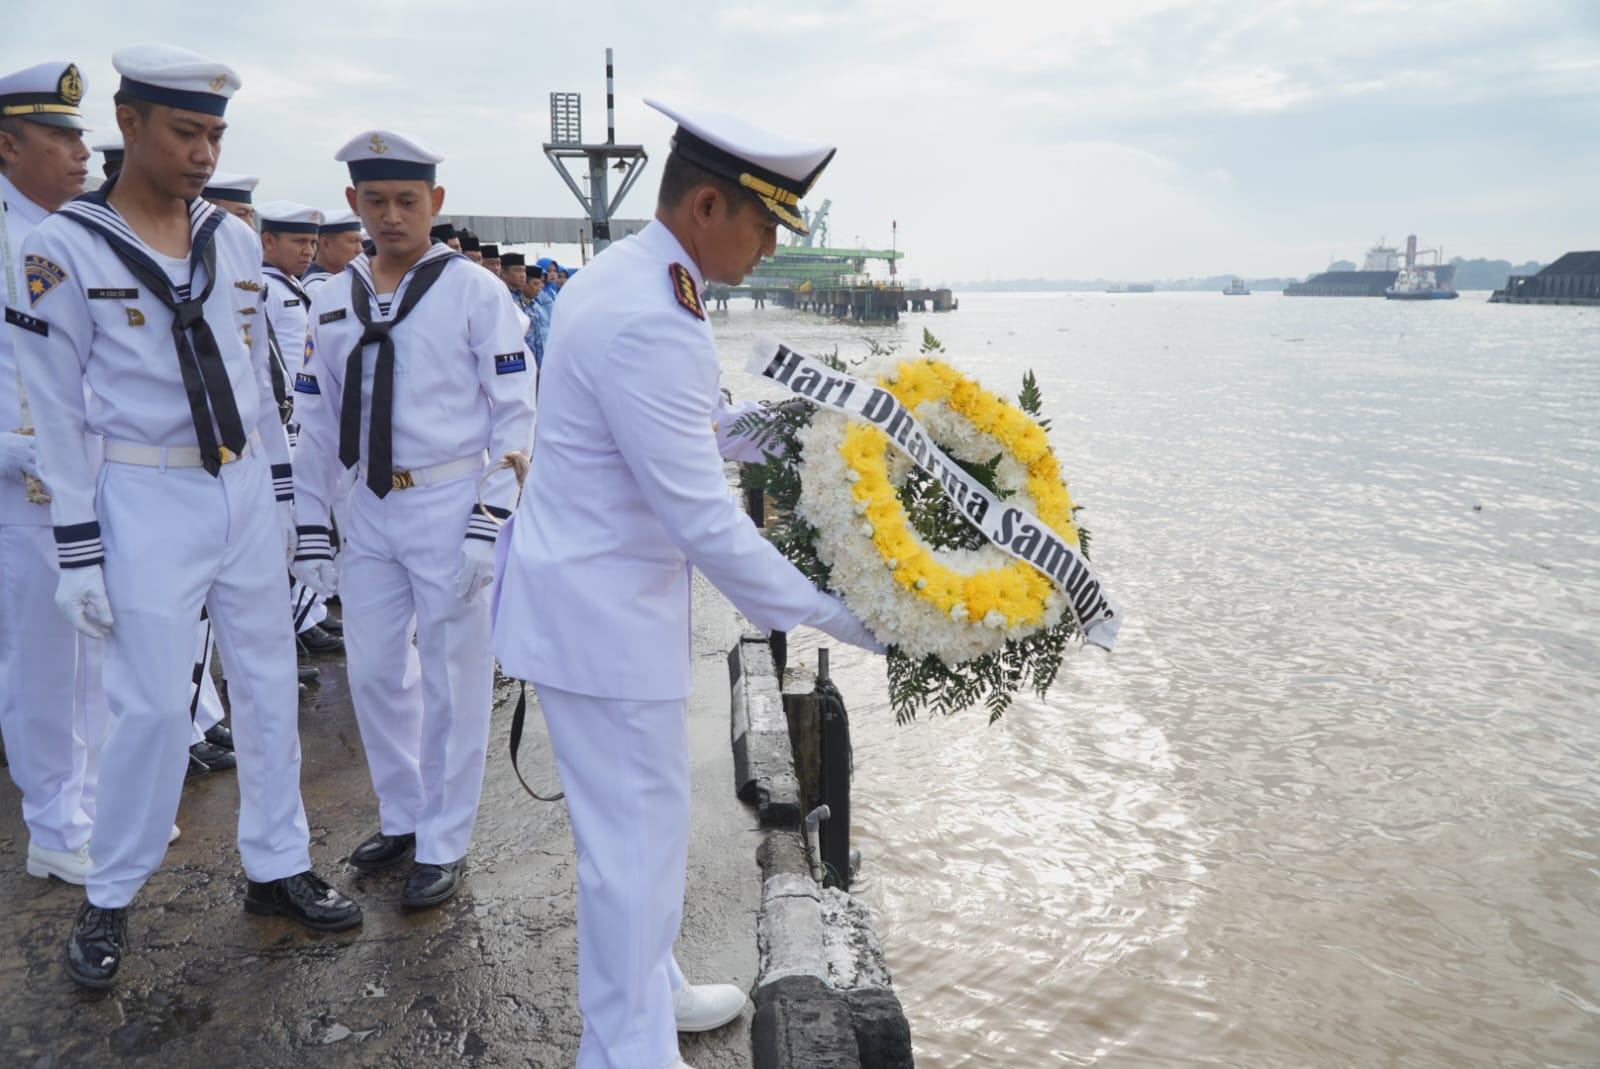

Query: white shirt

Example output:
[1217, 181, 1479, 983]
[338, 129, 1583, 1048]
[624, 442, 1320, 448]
[15, 191, 290, 565]
[0, 173, 52, 525]
[292, 243, 536, 527]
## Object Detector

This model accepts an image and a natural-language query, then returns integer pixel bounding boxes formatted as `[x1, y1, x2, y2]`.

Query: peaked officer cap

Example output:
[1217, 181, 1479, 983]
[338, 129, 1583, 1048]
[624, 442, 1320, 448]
[0, 61, 89, 130]
[645, 98, 834, 235]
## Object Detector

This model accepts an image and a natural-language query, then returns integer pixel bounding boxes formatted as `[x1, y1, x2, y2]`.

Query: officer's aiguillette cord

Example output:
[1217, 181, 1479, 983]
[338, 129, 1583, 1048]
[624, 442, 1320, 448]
[478, 450, 563, 802]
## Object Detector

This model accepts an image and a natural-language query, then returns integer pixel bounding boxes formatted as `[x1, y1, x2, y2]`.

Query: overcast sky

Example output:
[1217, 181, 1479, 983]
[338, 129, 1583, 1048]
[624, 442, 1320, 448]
[12, 0, 1599, 282]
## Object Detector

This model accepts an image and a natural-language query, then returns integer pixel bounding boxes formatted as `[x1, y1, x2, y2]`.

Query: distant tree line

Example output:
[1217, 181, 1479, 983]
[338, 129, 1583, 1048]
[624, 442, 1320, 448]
[951, 256, 1545, 293]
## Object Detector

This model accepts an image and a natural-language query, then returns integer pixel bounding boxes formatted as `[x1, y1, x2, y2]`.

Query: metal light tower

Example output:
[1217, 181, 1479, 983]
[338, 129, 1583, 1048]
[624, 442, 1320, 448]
[544, 49, 649, 255]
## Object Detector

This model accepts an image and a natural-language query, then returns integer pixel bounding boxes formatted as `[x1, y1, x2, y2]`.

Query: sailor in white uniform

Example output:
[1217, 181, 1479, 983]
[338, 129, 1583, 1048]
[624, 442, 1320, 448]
[0, 60, 107, 888]
[291, 129, 536, 910]
[302, 208, 363, 291]
[14, 44, 362, 990]
[90, 133, 123, 180]
[201, 171, 257, 228]
[492, 100, 884, 1069]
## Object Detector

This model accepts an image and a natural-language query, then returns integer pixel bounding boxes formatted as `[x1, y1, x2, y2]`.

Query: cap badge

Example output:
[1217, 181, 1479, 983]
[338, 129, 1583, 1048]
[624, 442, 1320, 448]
[58, 65, 84, 107]
[370, 134, 389, 155]
[310, 210, 322, 223]
[209, 74, 228, 92]
[669, 263, 705, 321]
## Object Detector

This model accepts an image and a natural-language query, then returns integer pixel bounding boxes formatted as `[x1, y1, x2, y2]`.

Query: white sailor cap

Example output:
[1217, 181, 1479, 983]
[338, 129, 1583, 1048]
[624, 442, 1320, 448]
[0, 62, 89, 130]
[112, 44, 240, 118]
[335, 130, 443, 184]
[317, 208, 361, 234]
[91, 134, 124, 162]
[257, 201, 324, 234]
[645, 98, 834, 235]
[203, 171, 259, 204]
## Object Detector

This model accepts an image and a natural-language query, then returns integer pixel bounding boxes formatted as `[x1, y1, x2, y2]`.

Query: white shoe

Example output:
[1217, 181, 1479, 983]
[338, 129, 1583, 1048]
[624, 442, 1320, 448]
[672, 982, 747, 1033]
[169, 824, 181, 844]
[26, 841, 91, 884]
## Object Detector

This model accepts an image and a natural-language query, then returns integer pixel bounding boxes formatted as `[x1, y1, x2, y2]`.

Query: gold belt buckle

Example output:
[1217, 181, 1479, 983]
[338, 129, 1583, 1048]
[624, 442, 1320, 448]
[218, 445, 237, 464]
[391, 469, 415, 491]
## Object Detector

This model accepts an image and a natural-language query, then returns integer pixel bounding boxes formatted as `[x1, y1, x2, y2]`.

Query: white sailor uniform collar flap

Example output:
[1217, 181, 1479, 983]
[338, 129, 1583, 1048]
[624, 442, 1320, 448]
[348, 240, 458, 305]
[637, 219, 704, 293]
[56, 178, 225, 298]
[263, 264, 310, 302]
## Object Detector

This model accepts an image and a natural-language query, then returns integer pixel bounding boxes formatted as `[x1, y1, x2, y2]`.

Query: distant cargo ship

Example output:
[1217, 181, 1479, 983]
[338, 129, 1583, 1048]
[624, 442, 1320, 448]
[1490, 251, 1600, 306]
[1284, 237, 1456, 297]
[1223, 277, 1250, 295]
[1106, 283, 1155, 293]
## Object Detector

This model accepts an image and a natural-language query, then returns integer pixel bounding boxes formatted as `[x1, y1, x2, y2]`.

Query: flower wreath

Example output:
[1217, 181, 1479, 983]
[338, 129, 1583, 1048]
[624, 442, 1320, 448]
[739, 332, 1096, 721]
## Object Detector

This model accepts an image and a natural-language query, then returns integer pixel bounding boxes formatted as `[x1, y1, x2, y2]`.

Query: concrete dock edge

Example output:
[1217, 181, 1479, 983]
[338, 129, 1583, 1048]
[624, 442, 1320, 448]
[730, 634, 915, 1069]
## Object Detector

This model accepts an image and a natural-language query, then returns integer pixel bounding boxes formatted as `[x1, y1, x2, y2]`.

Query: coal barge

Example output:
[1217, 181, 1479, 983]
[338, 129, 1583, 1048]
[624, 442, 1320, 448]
[1284, 237, 1457, 297]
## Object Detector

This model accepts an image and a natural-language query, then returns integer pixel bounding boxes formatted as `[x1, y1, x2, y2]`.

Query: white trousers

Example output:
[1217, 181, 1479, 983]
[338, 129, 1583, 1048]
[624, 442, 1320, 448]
[539, 684, 692, 1069]
[89, 454, 310, 907]
[0, 523, 107, 852]
[340, 476, 493, 865]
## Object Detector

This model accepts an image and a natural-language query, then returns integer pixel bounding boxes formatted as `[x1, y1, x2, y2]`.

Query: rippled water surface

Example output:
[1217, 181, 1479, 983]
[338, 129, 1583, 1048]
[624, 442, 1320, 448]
[712, 291, 1600, 1068]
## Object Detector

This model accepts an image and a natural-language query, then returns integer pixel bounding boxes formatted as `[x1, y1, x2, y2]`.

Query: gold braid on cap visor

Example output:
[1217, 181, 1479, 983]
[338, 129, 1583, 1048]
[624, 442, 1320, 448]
[1, 103, 84, 117]
[739, 172, 808, 233]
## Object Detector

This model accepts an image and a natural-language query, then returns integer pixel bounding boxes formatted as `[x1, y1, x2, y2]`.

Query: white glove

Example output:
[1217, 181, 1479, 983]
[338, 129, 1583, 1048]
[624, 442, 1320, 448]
[452, 537, 496, 602]
[807, 593, 888, 654]
[290, 524, 338, 598]
[55, 564, 115, 639]
[0, 431, 39, 482]
[279, 502, 297, 569]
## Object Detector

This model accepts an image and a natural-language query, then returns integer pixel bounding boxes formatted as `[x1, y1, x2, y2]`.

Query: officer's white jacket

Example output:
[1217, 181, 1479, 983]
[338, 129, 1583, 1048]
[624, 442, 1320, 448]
[492, 220, 833, 701]
[0, 173, 52, 526]
[14, 193, 290, 570]
[291, 243, 536, 527]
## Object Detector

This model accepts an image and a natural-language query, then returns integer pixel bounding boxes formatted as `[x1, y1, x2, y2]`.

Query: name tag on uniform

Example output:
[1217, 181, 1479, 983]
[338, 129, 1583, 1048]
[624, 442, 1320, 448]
[319, 308, 347, 324]
[88, 288, 139, 300]
[282, 298, 301, 308]
[5, 306, 48, 336]
[494, 352, 527, 375]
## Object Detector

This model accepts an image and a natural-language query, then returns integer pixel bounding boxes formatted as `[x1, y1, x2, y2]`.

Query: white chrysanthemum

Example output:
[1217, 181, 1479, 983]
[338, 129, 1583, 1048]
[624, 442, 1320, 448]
[791, 354, 1073, 666]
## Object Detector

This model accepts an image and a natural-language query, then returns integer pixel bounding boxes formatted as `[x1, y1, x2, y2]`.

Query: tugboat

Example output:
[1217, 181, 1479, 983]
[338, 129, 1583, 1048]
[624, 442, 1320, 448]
[1385, 236, 1458, 300]
[1223, 277, 1250, 295]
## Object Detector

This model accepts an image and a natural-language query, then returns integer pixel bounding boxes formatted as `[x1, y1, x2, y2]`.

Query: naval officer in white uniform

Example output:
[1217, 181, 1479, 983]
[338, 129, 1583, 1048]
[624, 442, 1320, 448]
[0, 60, 107, 887]
[302, 207, 364, 292]
[290, 129, 536, 909]
[492, 100, 884, 1069]
[14, 44, 362, 990]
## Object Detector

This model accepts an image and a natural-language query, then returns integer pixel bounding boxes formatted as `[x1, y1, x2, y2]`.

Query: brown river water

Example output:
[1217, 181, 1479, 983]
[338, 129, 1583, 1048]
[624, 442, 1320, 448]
[713, 290, 1600, 1068]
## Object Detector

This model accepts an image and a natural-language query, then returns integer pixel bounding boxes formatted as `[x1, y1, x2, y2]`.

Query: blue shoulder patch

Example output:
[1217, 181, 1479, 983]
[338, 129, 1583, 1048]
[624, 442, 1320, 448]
[294, 372, 321, 395]
[494, 351, 527, 375]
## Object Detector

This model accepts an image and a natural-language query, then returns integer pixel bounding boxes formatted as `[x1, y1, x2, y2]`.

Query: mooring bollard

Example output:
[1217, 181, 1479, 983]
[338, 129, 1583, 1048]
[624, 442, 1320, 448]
[815, 648, 853, 891]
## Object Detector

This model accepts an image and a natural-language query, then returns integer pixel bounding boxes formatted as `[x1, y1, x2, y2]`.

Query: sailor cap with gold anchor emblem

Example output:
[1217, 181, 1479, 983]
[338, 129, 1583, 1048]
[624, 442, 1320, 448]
[202, 171, 259, 204]
[257, 201, 324, 234]
[334, 130, 444, 184]
[645, 98, 834, 235]
[317, 208, 362, 234]
[0, 61, 90, 130]
[112, 43, 240, 117]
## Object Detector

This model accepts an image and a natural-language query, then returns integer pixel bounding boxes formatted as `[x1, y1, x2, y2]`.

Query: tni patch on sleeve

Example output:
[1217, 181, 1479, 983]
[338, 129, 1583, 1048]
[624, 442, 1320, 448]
[294, 372, 321, 395]
[5, 306, 48, 336]
[494, 352, 527, 375]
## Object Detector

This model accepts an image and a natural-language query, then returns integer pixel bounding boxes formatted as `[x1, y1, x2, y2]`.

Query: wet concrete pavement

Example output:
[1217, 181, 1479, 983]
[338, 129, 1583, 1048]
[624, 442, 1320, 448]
[0, 578, 762, 1068]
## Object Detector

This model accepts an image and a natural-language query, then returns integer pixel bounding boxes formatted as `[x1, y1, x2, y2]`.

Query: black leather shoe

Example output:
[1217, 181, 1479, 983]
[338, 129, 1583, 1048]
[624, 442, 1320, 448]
[349, 831, 415, 872]
[243, 871, 362, 932]
[317, 615, 343, 636]
[186, 740, 236, 776]
[401, 861, 462, 910]
[65, 900, 128, 989]
[298, 624, 345, 654]
[203, 722, 235, 751]
[299, 661, 320, 685]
